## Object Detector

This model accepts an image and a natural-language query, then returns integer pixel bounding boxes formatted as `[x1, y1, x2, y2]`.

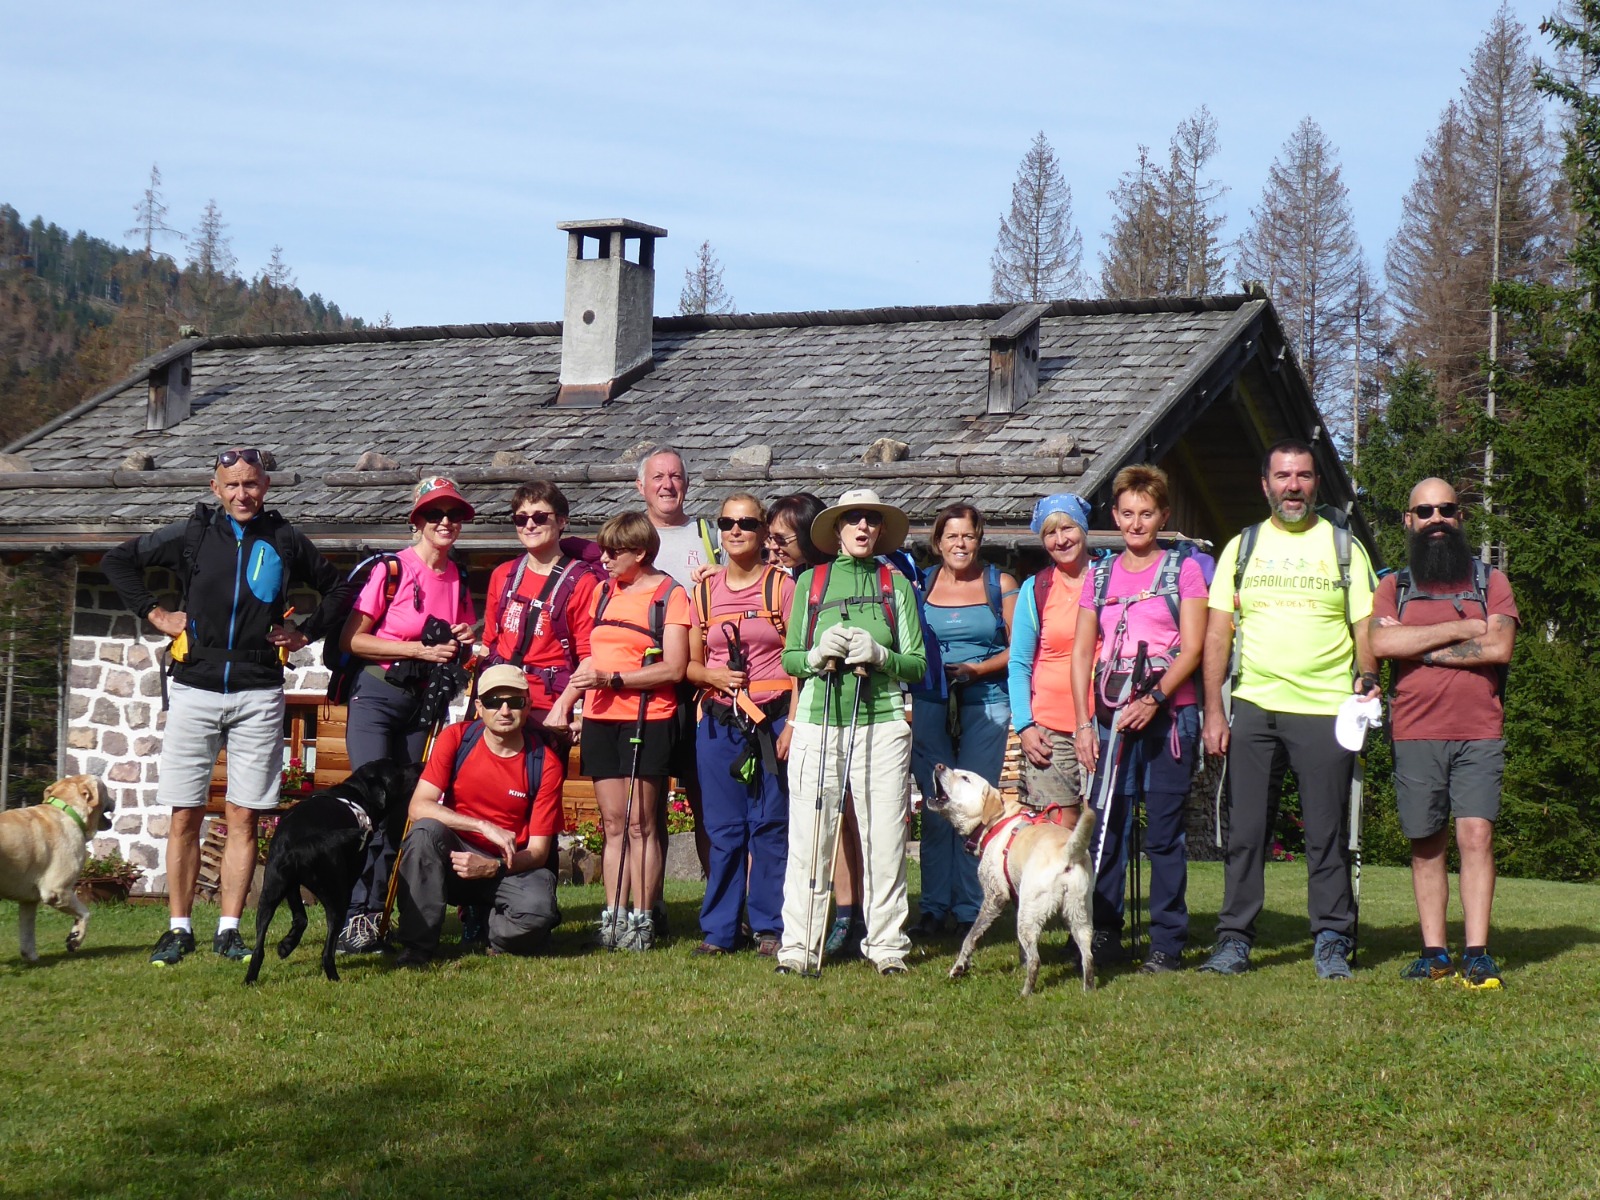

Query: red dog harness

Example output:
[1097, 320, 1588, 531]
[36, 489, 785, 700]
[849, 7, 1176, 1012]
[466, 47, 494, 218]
[968, 804, 1074, 898]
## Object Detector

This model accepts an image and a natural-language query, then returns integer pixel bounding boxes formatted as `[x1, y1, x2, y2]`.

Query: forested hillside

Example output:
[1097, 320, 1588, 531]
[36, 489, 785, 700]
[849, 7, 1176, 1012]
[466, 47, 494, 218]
[0, 182, 364, 447]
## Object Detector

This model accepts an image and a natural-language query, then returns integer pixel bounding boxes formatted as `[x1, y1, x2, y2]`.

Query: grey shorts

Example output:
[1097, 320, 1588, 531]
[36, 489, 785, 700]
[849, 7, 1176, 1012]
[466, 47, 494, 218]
[159, 681, 286, 811]
[1392, 739, 1504, 839]
[1020, 725, 1082, 810]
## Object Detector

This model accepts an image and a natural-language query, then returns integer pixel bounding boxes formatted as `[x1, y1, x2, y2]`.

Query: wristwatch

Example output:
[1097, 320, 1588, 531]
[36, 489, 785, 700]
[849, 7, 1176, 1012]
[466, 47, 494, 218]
[1148, 687, 1168, 707]
[609, 672, 625, 690]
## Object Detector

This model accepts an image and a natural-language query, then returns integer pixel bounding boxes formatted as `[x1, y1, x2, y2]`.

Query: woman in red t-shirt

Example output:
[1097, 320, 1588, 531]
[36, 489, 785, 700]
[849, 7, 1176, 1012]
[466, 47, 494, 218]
[548, 512, 690, 951]
[481, 481, 599, 718]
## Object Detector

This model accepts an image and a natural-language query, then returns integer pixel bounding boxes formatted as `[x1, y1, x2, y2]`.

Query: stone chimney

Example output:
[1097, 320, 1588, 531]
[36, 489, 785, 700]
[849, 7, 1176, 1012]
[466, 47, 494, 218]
[556, 218, 667, 407]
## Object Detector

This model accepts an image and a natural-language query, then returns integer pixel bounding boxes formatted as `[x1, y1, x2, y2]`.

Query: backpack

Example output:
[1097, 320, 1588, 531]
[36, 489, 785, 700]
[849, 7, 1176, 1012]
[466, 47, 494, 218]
[489, 538, 608, 686]
[921, 561, 1008, 646]
[1393, 558, 1506, 696]
[1226, 519, 1354, 699]
[694, 564, 788, 641]
[804, 555, 938, 695]
[593, 576, 677, 661]
[321, 551, 471, 705]
[445, 719, 547, 812]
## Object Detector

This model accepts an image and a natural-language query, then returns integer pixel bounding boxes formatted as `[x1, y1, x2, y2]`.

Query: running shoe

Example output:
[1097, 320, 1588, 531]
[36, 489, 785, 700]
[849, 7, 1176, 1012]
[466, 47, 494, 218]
[1458, 952, 1504, 990]
[212, 928, 252, 961]
[336, 912, 384, 955]
[149, 928, 195, 966]
[1139, 949, 1184, 974]
[590, 908, 620, 951]
[1400, 953, 1455, 982]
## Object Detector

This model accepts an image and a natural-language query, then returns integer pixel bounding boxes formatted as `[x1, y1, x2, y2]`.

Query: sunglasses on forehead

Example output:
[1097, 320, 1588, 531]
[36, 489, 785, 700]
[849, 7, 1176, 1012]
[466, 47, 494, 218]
[1411, 503, 1461, 520]
[215, 448, 265, 469]
[717, 516, 765, 533]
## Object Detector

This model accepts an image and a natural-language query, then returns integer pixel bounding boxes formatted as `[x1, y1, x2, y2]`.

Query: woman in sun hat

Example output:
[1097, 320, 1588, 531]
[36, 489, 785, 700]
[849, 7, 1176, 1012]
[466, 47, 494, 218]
[775, 487, 926, 977]
[1007, 492, 1093, 825]
[336, 473, 479, 953]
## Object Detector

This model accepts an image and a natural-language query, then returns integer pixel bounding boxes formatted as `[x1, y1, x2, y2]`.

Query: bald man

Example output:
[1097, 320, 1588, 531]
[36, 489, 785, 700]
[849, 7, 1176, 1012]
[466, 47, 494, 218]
[1371, 478, 1519, 990]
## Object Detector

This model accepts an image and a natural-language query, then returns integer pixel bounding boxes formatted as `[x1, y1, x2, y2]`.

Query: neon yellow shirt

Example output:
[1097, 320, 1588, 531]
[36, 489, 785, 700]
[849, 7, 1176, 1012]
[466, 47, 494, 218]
[1208, 519, 1375, 715]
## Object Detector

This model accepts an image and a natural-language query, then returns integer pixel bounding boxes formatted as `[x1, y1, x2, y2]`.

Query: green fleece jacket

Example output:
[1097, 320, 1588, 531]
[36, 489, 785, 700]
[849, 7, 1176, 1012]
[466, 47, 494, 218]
[782, 555, 926, 726]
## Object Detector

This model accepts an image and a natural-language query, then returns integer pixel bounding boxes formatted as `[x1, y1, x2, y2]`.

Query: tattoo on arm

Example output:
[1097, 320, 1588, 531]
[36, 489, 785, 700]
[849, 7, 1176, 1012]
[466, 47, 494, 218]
[1424, 639, 1484, 665]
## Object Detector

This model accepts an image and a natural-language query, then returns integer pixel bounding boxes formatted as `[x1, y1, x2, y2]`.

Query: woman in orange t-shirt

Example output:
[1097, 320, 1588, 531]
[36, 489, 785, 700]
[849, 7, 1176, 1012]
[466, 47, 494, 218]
[548, 512, 690, 951]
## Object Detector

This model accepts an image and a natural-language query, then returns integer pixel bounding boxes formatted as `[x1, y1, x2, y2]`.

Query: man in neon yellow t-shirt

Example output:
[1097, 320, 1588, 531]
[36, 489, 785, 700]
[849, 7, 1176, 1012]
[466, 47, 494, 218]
[1197, 440, 1379, 980]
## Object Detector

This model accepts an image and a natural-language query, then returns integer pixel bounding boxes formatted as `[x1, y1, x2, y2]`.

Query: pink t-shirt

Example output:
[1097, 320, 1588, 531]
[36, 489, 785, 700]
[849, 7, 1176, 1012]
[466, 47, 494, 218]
[693, 568, 796, 703]
[1080, 555, 1207, 707]
[355, 547, 477, 669]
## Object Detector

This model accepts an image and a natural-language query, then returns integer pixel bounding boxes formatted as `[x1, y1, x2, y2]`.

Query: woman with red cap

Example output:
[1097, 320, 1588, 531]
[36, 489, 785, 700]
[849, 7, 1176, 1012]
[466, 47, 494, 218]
[336, 474, 479, 954]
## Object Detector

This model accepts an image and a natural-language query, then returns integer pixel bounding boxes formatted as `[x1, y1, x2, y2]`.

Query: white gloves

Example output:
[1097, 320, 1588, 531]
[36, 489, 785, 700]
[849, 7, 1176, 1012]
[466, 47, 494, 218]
[844, 625, 888, 668]
[807, 623, 853, 672]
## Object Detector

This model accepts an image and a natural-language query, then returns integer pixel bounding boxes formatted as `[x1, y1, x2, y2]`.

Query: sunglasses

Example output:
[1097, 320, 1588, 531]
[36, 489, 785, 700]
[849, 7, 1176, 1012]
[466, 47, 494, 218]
[479, 693, 527, 711]
[841, 509, 884, 528]
[717, 516, 765, 533]
[765, 532, 796, 547]
[215, 448, 265, 469]
[512, 511, 558, 529]
[419, 507, 470, 525]
[1411, 503, 1461, 520]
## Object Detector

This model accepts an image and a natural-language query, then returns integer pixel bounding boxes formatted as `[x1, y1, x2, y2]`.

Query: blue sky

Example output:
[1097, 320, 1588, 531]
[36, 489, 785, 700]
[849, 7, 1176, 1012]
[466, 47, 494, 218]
[1, 1, 1562, 327]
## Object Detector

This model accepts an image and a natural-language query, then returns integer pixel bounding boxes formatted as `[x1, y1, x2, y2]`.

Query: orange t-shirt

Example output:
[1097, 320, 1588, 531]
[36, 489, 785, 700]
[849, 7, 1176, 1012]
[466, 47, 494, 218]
[1030, 571, 1083, 733]
[584, 577, 692, 722]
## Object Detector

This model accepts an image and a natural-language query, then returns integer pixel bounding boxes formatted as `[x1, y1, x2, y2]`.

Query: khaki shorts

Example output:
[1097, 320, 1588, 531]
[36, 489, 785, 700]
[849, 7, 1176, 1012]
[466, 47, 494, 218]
[1020, 725, 1082, 809]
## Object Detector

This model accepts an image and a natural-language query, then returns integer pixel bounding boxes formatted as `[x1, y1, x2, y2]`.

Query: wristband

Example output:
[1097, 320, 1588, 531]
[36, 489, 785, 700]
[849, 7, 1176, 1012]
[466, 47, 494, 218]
[609, 672, 624, 690]
[1360, 671, 1380, 692]
[1076, 720, 1094, 732]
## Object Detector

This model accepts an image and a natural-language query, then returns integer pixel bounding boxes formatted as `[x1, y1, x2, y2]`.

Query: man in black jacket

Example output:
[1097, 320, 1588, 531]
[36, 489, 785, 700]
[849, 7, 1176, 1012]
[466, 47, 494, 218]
[102, 448, 346, 965]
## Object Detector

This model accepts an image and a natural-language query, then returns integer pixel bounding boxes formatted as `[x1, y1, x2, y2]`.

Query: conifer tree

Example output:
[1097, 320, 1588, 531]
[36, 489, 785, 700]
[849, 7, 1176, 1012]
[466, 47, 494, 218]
[187, 199, 238, 333]
[1237, 117, 1363, 440]
[991, 132, 1084, 302]
[677, 240, 735, 315]
[1165, 105, 1228, 295]
[1100, 145, 1168, 298]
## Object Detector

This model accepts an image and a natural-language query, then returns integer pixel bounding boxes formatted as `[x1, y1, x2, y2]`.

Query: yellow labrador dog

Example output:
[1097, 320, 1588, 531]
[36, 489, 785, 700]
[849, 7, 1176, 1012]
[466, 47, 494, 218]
[927, 763, 1096, 995]
[0, 775, 113, 962]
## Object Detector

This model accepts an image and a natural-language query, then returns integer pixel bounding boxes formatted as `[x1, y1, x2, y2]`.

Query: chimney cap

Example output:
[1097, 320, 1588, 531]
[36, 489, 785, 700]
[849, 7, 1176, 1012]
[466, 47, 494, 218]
[557, 218, 668, 238]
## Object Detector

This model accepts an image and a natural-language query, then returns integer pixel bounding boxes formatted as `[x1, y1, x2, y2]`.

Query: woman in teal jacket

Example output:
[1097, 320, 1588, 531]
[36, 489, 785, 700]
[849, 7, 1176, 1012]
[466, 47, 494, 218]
[776, 488, 926, 976]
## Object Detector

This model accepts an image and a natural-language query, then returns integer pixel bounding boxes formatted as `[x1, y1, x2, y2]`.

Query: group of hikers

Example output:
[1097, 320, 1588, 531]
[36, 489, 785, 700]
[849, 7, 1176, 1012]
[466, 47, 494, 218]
[100, 438, 1518, 988]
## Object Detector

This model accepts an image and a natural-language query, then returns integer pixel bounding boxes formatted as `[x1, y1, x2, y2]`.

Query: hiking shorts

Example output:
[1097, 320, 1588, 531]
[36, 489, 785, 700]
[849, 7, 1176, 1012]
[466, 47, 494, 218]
[1393, 739, 1504, 839]
[1019, 725, 1082, 810]
[581, 717, 676, 780]
[159, 681, 285, 811]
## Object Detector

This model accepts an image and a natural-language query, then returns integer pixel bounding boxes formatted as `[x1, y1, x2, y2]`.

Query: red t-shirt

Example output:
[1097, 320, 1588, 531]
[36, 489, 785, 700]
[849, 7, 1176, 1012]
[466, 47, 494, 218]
[1372, 569, 1519, 741]
[419, 721, 565, 855]
[482, 556, 599, 709]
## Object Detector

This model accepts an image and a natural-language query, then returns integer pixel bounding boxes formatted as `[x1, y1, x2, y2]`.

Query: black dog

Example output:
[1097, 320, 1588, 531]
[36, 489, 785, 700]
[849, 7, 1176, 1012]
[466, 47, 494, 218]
[244, 759, 422, 984]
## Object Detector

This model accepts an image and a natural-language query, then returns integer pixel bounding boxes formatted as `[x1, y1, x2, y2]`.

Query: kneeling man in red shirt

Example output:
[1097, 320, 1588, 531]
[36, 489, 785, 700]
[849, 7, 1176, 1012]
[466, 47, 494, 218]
[396, 664, 565, 965]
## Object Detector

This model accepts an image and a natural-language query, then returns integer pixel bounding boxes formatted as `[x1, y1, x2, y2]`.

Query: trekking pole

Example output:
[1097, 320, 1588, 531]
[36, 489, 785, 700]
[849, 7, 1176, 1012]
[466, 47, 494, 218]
[1091, 643, 1149, 876]
[611, 650, 659, 948]
[378, 718, 446, 940]
[811, 663, 870, 977]
[1349, 750, 1365, 968]
[801, 661, 841, 976]
[1129, 796, 1143, 958]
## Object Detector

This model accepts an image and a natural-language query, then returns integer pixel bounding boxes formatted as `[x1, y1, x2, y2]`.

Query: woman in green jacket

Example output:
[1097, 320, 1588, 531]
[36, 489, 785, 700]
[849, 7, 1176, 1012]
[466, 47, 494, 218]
[776, 488, 926, 976]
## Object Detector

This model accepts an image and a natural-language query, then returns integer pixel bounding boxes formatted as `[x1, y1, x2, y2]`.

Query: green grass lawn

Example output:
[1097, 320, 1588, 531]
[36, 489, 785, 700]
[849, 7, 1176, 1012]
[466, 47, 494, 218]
[2, 862, 1599, 1199]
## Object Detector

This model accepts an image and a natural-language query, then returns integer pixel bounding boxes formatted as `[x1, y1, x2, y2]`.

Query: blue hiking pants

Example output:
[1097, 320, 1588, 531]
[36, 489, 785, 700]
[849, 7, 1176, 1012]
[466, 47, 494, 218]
[696, 713, 789, 949]
[910, 692, 1010, 924]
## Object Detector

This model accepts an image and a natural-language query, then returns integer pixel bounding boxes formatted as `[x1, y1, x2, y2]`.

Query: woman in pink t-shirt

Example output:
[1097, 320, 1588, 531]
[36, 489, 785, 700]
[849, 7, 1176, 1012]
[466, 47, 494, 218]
[686, 492, 796, 956]
[1069, 464, 1207, 974]
[335, 475, 478, 952]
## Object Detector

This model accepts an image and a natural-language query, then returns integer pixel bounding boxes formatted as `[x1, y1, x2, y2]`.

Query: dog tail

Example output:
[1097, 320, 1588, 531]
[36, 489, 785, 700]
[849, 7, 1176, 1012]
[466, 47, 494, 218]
[1065, 806, 1096, 868]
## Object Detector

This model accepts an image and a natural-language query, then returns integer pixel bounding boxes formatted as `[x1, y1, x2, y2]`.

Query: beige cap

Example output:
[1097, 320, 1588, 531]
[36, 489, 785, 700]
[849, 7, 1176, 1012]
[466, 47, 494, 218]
[476, 664, 530, 695]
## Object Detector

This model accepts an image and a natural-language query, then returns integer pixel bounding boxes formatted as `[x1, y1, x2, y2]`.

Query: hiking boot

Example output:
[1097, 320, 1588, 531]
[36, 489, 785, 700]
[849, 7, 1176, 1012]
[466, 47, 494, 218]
[651, 901, 670, 940]
[1401, 952, 1456, 982]
[823, 914, 858, 959]
[692, 940, 730, 956]
[910, 912, 944, 940]
[590, 908, 621, 951]
[1313, 931, 1354, 980]
[1139, 949, 1183, 974]
[1197, 936, 1251, 975]
[620, 911, 656, 952]
[876, 957, 909, 976]
[1458, 952, 1504, 990]
[336, 912, 384, 955]
[1090, 929, 1127, 964]
[755, 932, 780, 958]
[212, 928, 252, 961]
[459, 905, 489, 951]
[954, 921, 974, 942]
[395, 947, 431, 969]
[149, 928, 195, 966]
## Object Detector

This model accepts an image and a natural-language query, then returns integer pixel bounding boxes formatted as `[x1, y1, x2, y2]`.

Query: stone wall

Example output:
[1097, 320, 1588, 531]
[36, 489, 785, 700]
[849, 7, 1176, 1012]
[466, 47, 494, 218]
[67, 567, 333, 896]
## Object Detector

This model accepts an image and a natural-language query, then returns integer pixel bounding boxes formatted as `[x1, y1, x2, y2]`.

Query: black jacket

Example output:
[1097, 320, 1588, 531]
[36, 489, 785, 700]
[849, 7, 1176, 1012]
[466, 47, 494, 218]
[102, 504, 346, 694]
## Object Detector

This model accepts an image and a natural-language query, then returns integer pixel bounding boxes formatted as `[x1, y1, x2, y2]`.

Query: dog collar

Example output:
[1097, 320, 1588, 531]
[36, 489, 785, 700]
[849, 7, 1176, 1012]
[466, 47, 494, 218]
[44, 796, 88, 833]
[335, 795, 374, 840]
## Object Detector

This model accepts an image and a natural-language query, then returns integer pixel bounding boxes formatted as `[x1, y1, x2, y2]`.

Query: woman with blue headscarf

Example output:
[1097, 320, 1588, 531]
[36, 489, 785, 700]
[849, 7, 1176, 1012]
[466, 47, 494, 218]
[1006, 493, 1094, 824]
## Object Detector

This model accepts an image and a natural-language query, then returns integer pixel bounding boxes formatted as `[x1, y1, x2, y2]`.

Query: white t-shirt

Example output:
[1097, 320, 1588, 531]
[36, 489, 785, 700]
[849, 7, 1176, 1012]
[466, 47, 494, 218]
[653, 520, 713, 588]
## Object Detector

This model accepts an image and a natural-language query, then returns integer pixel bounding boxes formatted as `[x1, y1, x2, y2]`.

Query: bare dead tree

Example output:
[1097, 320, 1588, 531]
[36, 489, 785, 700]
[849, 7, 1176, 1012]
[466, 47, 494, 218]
[187, 199, 238, 333]
[677, 240, 736, 315]
[1101, 145, 1170, 298]
[1166, 106, 1229, 295]
[991, 131, 1084, 302]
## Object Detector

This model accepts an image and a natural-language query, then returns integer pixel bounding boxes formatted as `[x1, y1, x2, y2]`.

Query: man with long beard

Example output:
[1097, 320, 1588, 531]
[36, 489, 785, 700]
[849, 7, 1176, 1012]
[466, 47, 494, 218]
[1198, 440, 1380, 980]
[1371, 478, 1518, 989]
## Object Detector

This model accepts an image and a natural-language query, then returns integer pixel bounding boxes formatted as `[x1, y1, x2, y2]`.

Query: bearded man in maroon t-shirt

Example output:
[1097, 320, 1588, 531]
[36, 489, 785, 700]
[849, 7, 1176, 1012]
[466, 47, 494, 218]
[1371, 479, 1519, 990]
